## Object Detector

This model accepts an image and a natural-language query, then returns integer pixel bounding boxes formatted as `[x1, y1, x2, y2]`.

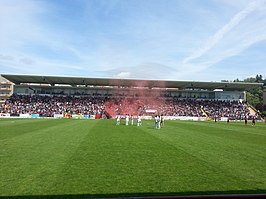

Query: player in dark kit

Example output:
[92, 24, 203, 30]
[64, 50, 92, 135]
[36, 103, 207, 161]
[160, 114, 164, 128]
[252, 116, 256, 126]
[244, 115, 248, 125]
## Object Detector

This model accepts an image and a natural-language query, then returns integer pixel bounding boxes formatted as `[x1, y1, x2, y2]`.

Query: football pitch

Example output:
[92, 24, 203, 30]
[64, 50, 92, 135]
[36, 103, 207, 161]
[0, 119, 265, 198]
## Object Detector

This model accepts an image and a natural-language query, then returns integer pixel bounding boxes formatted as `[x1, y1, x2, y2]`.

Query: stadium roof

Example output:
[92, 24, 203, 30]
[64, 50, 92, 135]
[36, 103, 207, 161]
[1, 74, 263, 91]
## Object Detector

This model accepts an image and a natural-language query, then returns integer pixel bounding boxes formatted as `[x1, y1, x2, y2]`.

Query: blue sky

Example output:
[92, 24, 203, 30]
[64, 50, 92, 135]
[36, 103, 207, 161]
[0, 0, 266, 81]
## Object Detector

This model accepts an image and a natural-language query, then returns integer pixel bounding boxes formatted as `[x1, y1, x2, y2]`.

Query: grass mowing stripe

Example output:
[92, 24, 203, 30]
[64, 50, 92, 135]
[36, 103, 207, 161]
[142, 122, 253, 188]
[174, 121, 266, 160]
[50, 120, 244, 194]
[141, 121, 266, 191]
[183, 121, 266, 136]
[50, 120, 218, 194]
[143, 121, 266, 190]
[0, 119, 71, 140]
[166, 121, 266, 148]
[1, 119, 74, 195]
[0, 119, 99, 196]
[0, 119, 265, 197]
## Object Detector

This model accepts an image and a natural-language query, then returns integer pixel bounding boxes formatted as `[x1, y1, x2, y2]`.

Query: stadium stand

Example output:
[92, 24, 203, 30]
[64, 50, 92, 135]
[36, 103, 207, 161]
[0, 94, 253, 120]
[2, 94, 105, 117]
[0, 74, 263, 120]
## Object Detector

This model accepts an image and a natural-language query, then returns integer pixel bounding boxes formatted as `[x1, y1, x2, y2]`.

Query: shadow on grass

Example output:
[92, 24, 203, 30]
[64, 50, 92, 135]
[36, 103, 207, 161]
[0, 190, 266, 199]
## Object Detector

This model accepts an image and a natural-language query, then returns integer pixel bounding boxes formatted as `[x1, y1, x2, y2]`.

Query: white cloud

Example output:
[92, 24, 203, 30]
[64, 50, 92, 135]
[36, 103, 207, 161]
[19, 58, 34, 65]
[106, 63, 178, 80]
[0, 0, 90, 75]
[113, 72, 131, 79]
[0, 54, 14, 61]
[183, 0, 266, 64]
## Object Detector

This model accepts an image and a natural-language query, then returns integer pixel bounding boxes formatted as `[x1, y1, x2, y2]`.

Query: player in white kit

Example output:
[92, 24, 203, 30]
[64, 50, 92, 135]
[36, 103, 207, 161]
[116, 114, 121, 125]
[137, 115, 142, 126]
[154, 115, 158, 128]
[130, 115, 134, 125]
[125, 114, 129, 126]
[157, 115, 161, 129]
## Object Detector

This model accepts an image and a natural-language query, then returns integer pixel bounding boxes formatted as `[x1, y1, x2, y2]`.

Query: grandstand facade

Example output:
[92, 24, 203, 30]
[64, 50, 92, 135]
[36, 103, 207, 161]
[0, 74, 263, 120]
[0, 75, 13, 105]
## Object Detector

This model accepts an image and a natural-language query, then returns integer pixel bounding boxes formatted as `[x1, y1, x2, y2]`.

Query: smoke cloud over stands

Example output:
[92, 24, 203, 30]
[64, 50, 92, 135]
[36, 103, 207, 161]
[104, 80, 166, 118]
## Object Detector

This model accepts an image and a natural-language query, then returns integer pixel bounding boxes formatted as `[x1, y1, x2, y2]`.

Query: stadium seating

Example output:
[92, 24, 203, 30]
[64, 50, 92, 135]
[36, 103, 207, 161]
[1, 94, 251, 120]
[1, 94, 105, 117]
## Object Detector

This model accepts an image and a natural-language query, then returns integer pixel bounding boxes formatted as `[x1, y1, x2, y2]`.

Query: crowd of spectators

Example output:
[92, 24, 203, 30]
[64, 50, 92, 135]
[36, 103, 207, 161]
[200, 100, 250, 120]
[1, 94, 105, 117]
[1, 94, 251, 120]
[106, 98, 250, 119]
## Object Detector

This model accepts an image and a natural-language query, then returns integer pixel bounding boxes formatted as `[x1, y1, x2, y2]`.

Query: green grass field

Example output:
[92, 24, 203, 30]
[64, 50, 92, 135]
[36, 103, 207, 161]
[0, 118, 265, 198]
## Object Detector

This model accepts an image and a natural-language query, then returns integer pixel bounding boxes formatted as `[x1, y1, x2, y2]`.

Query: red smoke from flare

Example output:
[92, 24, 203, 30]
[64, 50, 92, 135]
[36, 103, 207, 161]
[104, 80, 166, 118]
